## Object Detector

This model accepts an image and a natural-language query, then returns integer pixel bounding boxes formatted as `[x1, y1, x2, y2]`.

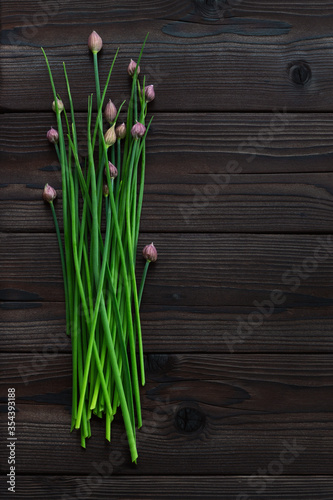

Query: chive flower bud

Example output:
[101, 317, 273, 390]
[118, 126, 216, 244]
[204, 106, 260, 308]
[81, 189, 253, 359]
[43, 183, 57, 203]
[131, 121, 146, 140]
[128, 59, 140, 77]
[145, 85, 155, 103]
[103, 183, 109, 197]
[104, 99, 117, 123]
[88, 31, 103, 54]
[116, 122, 126, 139]
[104, 125, 116, 148]
[52, 98, 64, 113]
[142, 242, 158, 263]
[105, 161, 118, 179]
[46, 127, 59, 144]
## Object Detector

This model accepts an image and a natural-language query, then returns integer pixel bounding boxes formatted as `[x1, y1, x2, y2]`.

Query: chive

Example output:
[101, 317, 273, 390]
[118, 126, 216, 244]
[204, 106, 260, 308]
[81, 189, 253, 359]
[42, 34, 154, 462]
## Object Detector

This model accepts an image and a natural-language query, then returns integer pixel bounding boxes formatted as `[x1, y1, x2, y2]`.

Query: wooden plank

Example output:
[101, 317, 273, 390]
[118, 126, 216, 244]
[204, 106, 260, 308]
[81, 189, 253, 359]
[1, 233, 333, 308]
[1, 353, 333, 474]
[2, 2, 333, 111]
[3, 174, 333, 233]
[4, 352, 333, 393]
[4, 0, 333, 24]
[1, 302, 333, 353]
[2, 113, 333, 233]
[2, 174, 333, 233]
[2, 402, 326, 476]
[1, 475, 333, 500]
[2, 113, 333, 177]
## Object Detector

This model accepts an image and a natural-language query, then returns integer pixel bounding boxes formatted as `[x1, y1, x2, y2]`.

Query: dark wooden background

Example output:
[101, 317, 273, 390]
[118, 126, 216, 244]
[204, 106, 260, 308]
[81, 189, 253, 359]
[1, 1, 333, 498]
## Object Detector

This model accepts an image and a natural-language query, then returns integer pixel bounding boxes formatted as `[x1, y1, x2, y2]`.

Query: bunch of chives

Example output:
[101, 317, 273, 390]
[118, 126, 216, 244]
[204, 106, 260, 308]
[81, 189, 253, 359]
[41, 31, 157, 462]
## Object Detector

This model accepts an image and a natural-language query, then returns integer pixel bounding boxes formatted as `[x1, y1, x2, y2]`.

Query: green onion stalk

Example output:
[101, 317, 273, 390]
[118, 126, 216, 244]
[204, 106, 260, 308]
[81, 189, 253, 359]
[41, 31, 157, 461]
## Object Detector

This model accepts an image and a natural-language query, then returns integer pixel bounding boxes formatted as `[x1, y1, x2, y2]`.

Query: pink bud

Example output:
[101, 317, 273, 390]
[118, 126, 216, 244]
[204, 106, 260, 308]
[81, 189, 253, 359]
[52, 98, 64, 113]
[104, 125, 116, 147]
[46, 127, 59, 144]
[145, 85, 155, 103]
[128, 59, 140, 77]
[43, 183, 57, 203]
[104, 99, 117, 123]
[116, 122, 126, 139]
[143, 243, 158, 263]
[88, 31, 103, 54]
[105, 161, 118, 179]
[131, 121, 146, 140]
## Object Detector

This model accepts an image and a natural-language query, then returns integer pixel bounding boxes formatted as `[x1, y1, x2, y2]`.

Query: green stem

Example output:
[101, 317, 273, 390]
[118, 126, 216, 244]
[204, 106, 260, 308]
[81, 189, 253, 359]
[87, 95, 100, 289]
[71, 283, 78, 426]
[124, 140, 145, 386]
[105, 155, 142, 427]
[93, 52, 101, 108]
[68, 163, 112, 428]
[49, 202, 70, 336]
[138, 261, 150, 307]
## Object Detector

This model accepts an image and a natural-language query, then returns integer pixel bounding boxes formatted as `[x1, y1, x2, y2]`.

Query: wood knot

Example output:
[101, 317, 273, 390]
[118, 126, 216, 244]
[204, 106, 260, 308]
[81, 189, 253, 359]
[193, 0, 228, 20]
[288, 61, 311, 85]
[175, 406, 205, 433]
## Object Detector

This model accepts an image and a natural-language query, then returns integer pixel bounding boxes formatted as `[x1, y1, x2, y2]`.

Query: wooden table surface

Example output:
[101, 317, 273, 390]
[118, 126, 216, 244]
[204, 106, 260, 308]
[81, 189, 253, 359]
[1, 1, 333, 498]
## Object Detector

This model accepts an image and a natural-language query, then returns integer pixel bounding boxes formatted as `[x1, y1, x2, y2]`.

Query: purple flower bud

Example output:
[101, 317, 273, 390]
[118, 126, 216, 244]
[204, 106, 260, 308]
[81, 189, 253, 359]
[128, 59, 140, 77]
[104, 125, 116, 147]
[116, 122, 126, 139]
[131, 121, 146, 140]
[105, 161, 118, 179]
[104, 99, 117, 123]
[46, 127, 59, 144]
[52, 98, 64, 113]
[43, 183, 57, 203]
[103, 183, 109, 197]
[145, 85, 155, 103]
[143, 243, 158, 263]
[88, 31, 103, 54]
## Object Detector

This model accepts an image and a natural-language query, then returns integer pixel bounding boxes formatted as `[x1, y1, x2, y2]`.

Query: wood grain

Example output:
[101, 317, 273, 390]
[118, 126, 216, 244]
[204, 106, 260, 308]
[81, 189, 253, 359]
[4, 0, 333, 24]
[1, 475, 333, 500]
[3, 113, 333, 177]
[3, 352, 333, 394]
[2, 402, 325, 475]
[1, 302, 333, 353]
[1, 353, 333, 475]
[2, 174, 333, 233]
[1, 233, 332, 306]
[2, 113, 333, 233]
[2, 1, 333, 111]
[1, 0, 333, 490]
